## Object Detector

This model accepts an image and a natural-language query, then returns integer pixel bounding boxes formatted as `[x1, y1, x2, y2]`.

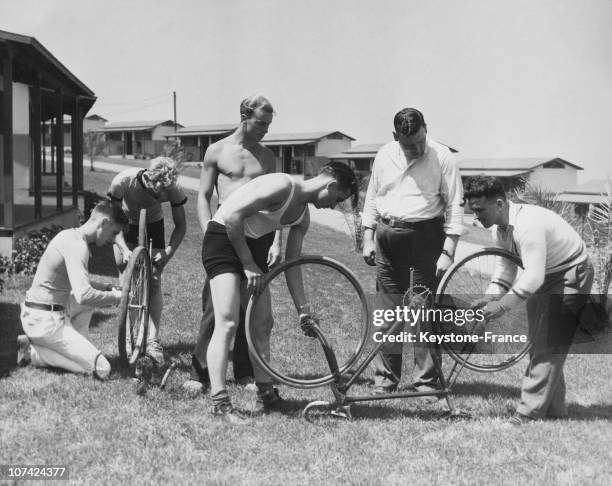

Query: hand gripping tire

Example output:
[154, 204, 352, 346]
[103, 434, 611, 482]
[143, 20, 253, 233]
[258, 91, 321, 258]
[434, 247, 532, 372]
[245, 256, 370, 389]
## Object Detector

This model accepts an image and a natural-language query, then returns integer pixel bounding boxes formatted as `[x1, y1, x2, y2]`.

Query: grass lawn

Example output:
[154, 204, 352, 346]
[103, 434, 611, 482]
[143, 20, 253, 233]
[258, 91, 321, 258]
[1, 167, 611, 485]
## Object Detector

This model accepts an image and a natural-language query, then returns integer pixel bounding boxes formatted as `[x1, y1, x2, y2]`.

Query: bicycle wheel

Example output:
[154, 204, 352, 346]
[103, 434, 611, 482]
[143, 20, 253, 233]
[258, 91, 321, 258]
[118, 246, 151, 368]
[245, 256, 370, 389]
[138, 208, 148, 248]
[434, 247, 531, 372]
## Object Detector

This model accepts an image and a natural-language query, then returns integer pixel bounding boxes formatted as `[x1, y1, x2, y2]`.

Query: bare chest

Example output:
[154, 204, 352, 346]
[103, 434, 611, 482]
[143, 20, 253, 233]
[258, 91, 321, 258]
[216, 147, 267, 200]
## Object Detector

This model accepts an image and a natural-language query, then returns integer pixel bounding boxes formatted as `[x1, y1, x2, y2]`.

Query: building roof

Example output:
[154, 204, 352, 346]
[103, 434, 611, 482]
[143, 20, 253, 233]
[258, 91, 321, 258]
[460, 169, 531, 177]
[173, 124, 238, 137]
[329, 144, 384, 160]
[329, 141, 458, 160]
[458, 157, 583, 171]
[101, 120, 182, 132]
[565, 179, 611, 194]
[262, 131, 355, 145]
[86, 114, 108, 121]
[0, 29, 96, 114]
[556, 179, 612, 204]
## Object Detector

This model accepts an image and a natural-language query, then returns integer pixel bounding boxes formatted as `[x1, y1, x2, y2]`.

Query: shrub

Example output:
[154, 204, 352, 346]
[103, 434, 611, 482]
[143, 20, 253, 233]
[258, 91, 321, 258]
[0, 226, 63, 293]
[12, 226, 63, 275]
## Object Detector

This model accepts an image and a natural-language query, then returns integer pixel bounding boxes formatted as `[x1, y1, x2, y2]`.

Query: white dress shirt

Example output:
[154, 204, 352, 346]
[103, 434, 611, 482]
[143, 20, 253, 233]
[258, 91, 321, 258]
[362, 139, 464, 235]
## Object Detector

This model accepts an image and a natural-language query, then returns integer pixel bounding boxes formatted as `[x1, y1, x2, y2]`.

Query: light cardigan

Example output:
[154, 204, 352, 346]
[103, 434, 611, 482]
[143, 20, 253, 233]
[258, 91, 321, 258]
[490, 201, 586, 300]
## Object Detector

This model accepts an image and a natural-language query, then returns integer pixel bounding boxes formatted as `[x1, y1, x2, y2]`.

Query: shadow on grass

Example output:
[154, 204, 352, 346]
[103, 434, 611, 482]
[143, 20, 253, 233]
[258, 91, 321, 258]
[568, 402, 612, 421]
[164, 340, 196, 358]
[451, 380, 520, 399]
[90, 310, 116, 329]
[451, 380, 612, 421]
[277, 396, 451, 422]
[0, 302, 23, 377]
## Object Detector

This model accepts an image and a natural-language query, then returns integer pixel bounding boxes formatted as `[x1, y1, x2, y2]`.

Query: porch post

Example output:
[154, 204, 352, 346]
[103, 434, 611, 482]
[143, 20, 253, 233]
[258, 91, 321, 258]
[1, 45, 14, 228]
[55, 89, 64, 211]
[71, 98, 81, 206]
[33, 76, 42, 218]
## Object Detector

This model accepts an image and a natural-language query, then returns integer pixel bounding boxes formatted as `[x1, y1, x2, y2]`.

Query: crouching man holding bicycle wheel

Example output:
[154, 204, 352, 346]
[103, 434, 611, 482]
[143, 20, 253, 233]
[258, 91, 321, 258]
[465, 176, 594, 425]
[17, 201, 127, 379]
[203, 162, 358, 424]
[108, 157, 188, 366]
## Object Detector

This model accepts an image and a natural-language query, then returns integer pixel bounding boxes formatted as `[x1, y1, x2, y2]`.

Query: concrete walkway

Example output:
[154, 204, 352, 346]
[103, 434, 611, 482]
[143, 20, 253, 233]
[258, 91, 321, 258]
[83, 158, 484, 260]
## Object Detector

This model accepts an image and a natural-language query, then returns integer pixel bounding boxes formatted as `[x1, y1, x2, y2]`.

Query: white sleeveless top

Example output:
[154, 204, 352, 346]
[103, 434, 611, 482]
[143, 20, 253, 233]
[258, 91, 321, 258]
[213, 174, 307, 239]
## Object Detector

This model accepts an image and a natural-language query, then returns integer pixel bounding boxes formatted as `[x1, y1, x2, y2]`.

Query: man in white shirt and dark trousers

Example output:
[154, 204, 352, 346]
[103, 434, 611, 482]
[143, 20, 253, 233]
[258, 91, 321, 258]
[17, 201, 128, 379]
[465, 176, 594, 424]
[362, 108, 464, 395]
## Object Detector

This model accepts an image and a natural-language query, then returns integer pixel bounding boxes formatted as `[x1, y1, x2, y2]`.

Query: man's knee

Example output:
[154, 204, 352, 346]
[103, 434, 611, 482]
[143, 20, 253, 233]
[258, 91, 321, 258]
[215, 318, 239, 334]
[94, 353, 111, 380]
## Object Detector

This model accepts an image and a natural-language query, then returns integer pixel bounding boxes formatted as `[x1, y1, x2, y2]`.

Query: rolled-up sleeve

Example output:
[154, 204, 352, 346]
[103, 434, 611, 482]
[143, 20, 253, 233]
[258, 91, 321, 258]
[362, 153, 382, 229]
[440, 153, 464, 235]
[168, 184, 188, 207]
[107, 172, 126, 202]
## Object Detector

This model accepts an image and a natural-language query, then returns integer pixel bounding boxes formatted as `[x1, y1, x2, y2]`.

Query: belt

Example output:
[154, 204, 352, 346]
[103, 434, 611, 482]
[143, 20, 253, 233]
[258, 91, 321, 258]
[378, 216, 443, 230]
[25, 301, 64, 312]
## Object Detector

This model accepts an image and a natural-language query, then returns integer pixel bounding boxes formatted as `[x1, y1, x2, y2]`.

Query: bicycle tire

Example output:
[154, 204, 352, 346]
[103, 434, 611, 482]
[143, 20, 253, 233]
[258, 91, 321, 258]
[118, 246, 151, 368]
[434, 247, 532, 372]
[138, 208, 147, 248]
[245, 255, 370, 389]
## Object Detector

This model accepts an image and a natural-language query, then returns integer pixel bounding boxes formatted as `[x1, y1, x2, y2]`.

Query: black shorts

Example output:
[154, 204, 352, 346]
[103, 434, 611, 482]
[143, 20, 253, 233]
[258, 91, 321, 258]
[125, 218, 165, 249]
[202, 221, 274, 280]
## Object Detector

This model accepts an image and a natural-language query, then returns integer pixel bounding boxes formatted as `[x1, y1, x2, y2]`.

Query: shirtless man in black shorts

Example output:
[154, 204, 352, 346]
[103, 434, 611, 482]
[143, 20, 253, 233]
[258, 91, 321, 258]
[204, 162, 358, 423]
[183, 95, 281, 394]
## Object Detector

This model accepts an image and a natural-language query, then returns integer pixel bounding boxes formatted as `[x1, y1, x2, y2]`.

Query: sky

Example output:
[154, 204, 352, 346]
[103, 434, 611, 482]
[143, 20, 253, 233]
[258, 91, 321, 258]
[1, 0, 612, 181]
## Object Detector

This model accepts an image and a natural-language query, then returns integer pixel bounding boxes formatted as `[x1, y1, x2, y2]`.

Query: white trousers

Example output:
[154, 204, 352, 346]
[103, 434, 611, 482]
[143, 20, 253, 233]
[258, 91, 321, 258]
[20, 297, 111, 379]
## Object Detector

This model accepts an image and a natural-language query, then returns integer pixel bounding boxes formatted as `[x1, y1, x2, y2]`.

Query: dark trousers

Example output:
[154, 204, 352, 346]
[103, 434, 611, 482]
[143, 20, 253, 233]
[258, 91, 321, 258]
[372, 219, 445, 390]
[191, 231, 275, 382]
[517, 258, 593, 418]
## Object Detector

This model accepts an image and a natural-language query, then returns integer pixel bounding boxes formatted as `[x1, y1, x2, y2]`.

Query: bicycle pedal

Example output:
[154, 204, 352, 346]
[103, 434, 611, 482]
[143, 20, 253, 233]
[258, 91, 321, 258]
[330, 406, 352, 420]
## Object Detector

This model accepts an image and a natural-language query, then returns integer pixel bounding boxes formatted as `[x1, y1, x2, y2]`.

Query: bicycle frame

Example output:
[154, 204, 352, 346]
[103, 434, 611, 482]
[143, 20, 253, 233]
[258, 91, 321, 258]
[302, 268, 461, 420]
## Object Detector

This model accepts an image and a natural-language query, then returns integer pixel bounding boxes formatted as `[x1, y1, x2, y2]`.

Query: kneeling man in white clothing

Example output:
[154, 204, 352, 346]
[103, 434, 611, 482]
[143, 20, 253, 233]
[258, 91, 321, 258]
[17, 200, 128, 379]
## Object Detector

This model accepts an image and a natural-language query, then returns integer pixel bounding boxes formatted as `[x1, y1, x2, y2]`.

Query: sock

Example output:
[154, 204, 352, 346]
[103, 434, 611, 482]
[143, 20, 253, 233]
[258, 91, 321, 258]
[256, 382, 274, 394]
[211, 389, 231, 411]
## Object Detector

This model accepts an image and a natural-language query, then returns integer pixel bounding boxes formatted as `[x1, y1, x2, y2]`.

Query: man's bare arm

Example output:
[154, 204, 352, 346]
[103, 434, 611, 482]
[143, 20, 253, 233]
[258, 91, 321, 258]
[261, 145, 283, 266]
[163, 205, 187, 260]
[197, 145, 220, 233]
[284, 210, 310, 312]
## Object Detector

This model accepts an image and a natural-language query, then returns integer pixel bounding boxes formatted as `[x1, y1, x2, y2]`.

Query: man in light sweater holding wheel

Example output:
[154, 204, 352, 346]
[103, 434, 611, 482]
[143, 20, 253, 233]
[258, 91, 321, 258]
[465, 176, 594, 425]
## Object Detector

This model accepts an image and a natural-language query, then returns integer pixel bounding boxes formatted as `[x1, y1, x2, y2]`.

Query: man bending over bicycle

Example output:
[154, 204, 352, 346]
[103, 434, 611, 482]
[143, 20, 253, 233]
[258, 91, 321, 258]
[108, 157, 187, 365]
[465, 176, 593, 425]
[202, 162, 358, 424]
